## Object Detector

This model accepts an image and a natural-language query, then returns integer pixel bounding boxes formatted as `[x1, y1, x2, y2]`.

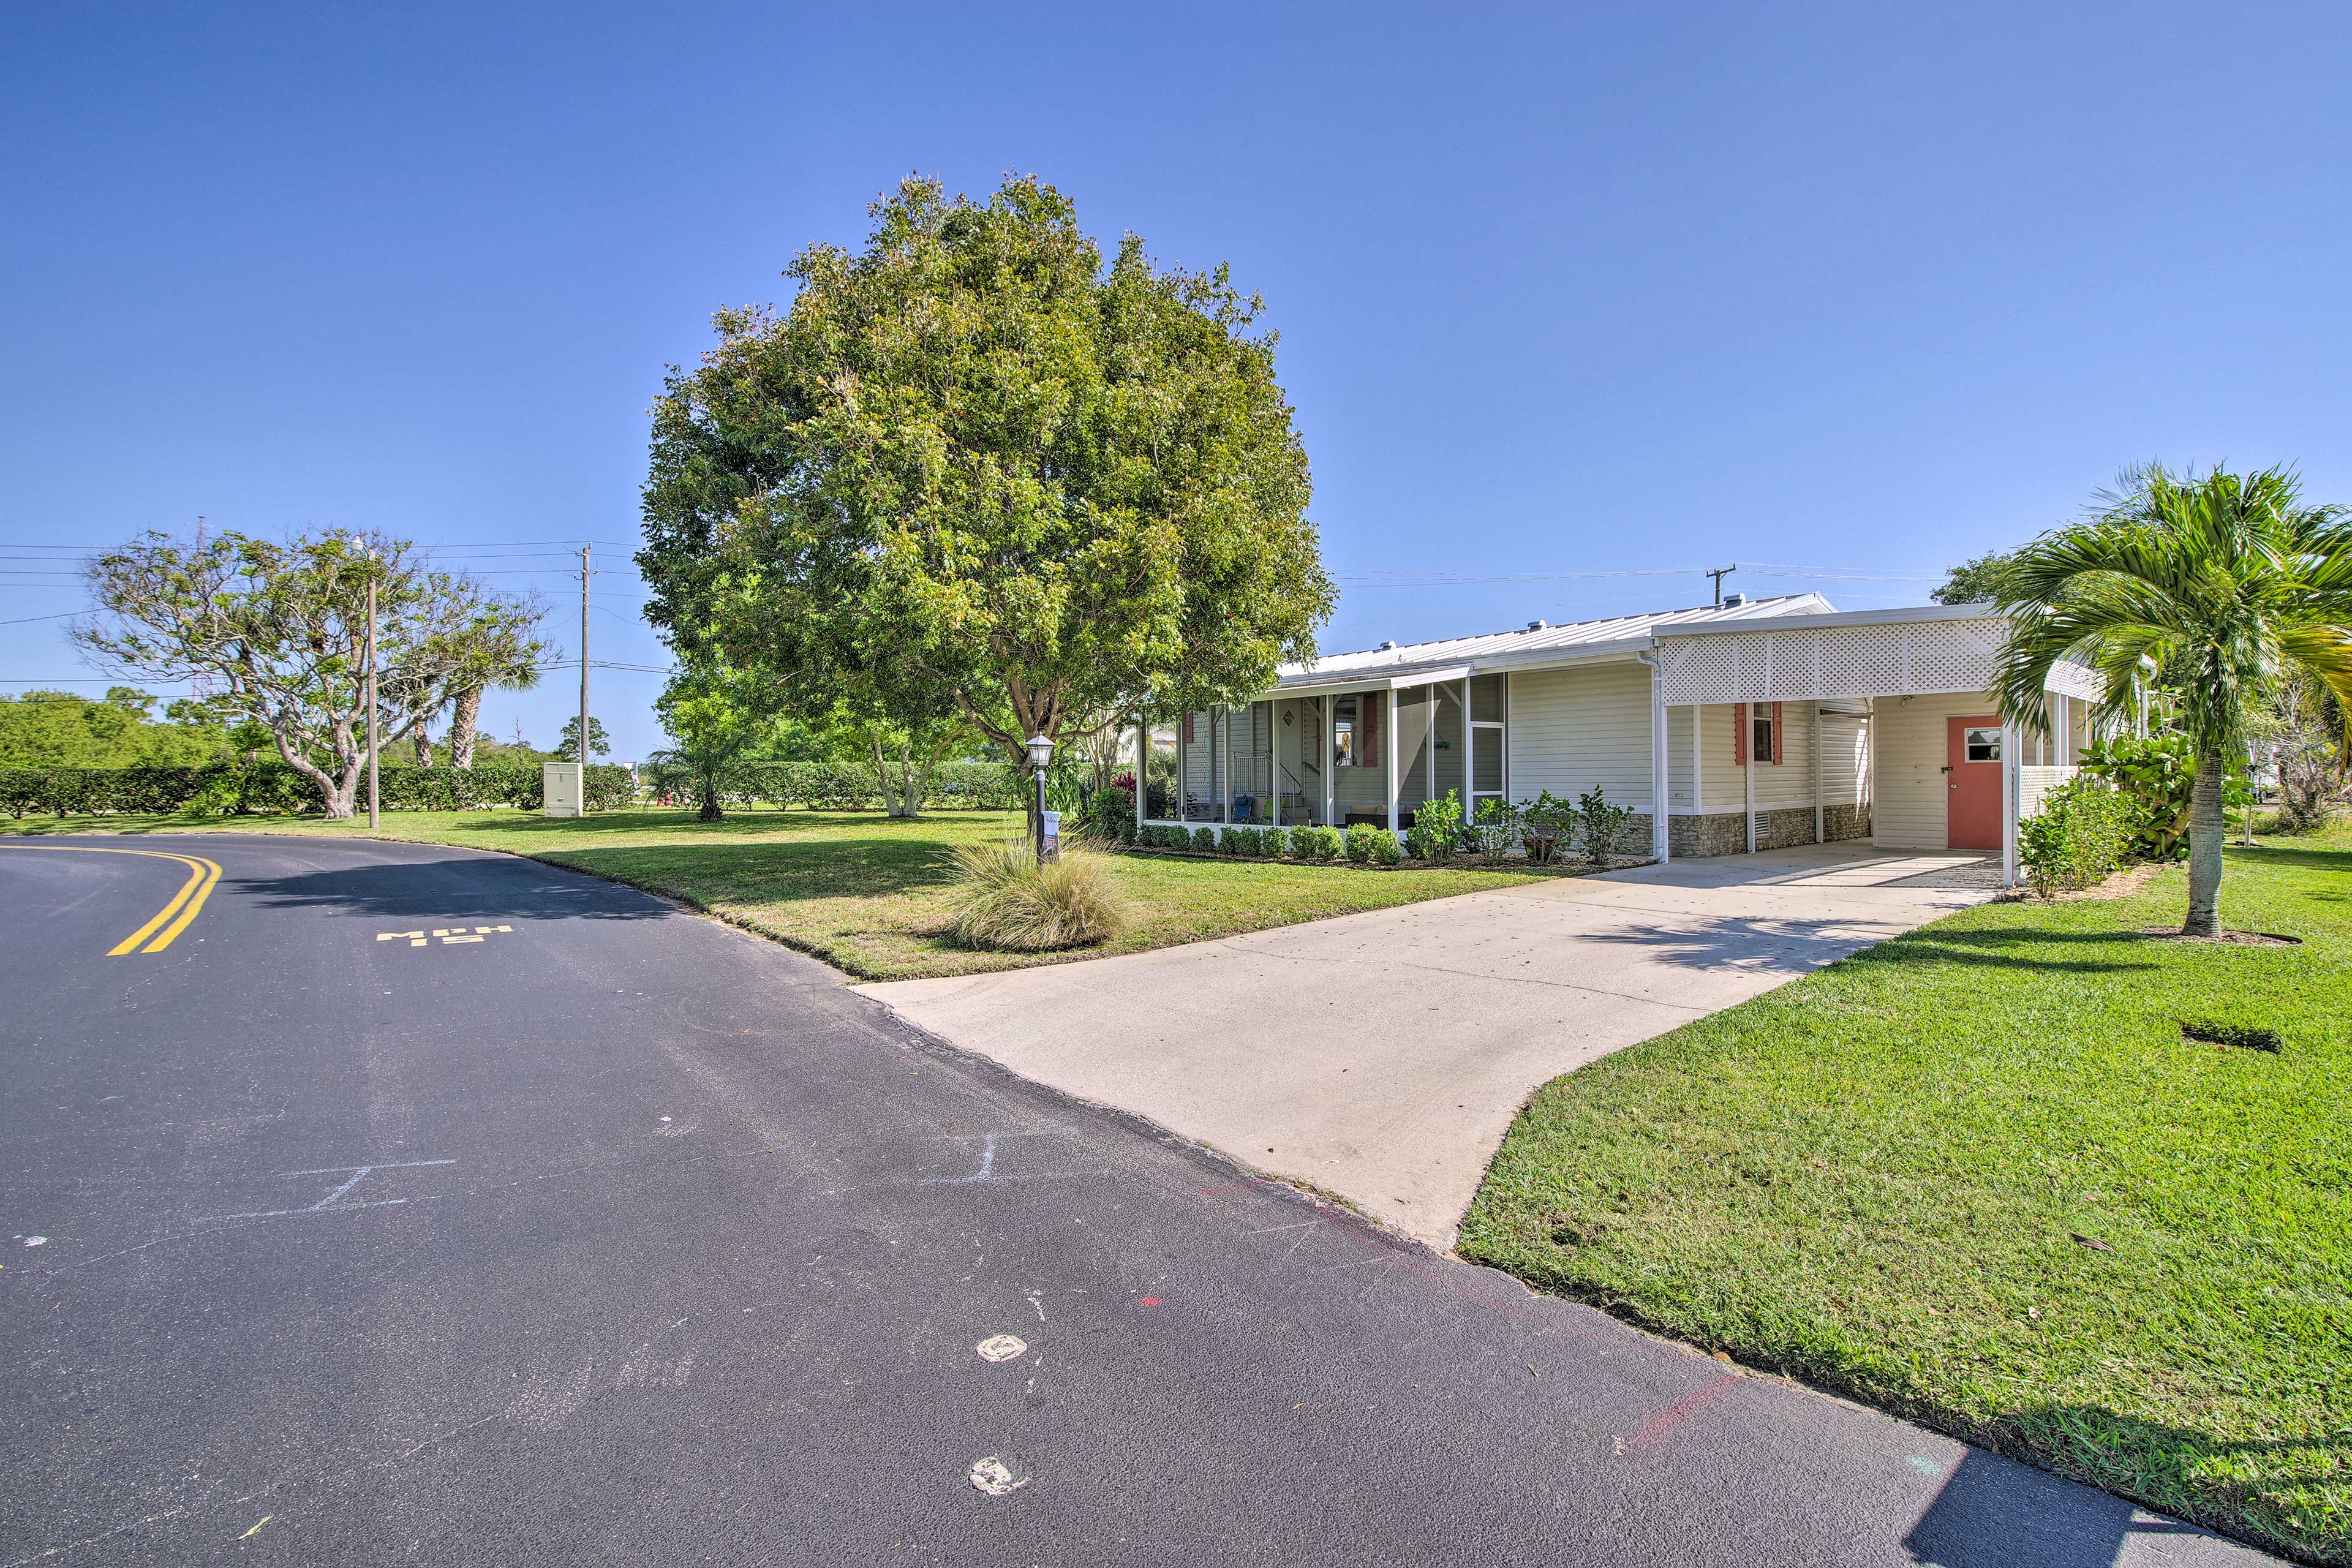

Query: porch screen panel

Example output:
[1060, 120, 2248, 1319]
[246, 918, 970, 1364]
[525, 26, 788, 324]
[1183, 709, 1220, 820]
[1395, 687, 1433, 810]
[1431, 685, 1464, 805]
[1145, 722, 1179, 820]
[1235, 701, 1273, 823]
[1273, 697, 1323, 826]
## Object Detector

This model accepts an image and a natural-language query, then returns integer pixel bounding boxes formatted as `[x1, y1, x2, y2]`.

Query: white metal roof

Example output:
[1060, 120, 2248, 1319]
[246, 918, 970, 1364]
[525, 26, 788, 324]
[1270, 594, 1833, 690]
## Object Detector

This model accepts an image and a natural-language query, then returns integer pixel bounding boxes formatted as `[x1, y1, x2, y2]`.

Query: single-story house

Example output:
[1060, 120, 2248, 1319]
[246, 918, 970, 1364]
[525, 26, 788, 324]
[1131, 594, 2107, 886]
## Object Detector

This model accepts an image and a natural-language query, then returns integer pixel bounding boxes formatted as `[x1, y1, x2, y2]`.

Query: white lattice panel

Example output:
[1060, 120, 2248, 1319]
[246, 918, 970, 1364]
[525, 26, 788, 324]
[1657, 616, 2012, 702]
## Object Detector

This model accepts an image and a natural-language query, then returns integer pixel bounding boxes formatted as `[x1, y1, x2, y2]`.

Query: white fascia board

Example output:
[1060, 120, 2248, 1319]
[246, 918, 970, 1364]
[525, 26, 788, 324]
[1259, 662, 1476, 701]
[1653, 603, 2003, 636]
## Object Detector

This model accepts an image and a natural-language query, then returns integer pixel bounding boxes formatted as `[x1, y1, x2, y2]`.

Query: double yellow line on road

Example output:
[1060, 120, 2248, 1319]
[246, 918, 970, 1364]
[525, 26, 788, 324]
[0, 845, 224, 954]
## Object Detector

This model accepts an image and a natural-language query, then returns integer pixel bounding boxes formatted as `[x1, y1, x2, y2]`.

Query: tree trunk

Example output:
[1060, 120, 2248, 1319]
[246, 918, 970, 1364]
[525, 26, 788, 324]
[872, 736, 906, 818]
[448, 687, 482, 767]
[697, 779, 723, 823]
[411, 720, 434, 767]
[271, 722, 359, 818]
[2183, 747, 2226, 937]
[896, 736, 930, 819]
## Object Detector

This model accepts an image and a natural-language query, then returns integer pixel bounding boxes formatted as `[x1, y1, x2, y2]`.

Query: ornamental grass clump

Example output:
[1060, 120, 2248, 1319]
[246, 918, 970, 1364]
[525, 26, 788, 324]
[949, 840, 1131, 952]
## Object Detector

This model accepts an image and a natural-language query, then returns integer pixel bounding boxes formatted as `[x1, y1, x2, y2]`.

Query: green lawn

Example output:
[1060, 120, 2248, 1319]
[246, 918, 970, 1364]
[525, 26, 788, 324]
[1, 806, 1547, 981]
[1460, 826, 2352, 1563]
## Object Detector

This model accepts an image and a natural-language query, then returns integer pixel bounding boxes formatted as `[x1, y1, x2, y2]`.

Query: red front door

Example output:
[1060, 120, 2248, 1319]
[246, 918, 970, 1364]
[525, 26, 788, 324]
[1946, 717, 2002, 850]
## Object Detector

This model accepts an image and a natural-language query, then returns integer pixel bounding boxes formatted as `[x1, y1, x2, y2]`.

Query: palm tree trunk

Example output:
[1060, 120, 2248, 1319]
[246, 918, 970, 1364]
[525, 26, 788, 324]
[448, 687, 482, 768]
[2183, 748, 2226, 937]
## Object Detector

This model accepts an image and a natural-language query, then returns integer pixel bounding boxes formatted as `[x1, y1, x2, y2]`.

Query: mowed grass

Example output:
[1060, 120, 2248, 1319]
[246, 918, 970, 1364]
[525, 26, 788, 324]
[3, 807, 1545, 980]
[1460, 825, 2352, 1562]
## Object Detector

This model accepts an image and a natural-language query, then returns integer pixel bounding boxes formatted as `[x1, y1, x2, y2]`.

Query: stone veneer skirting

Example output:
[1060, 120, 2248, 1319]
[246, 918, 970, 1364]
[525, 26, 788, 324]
[1823, 802, 1872, 842]
[1670, 804, 1873, 857]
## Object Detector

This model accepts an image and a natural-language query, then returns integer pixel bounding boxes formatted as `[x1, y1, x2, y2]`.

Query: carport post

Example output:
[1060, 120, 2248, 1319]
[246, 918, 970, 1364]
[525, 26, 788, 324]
[2000, 718, 2020, 888]
[1642, 651, 1669, 863]
[1386, 688, 1400, 834]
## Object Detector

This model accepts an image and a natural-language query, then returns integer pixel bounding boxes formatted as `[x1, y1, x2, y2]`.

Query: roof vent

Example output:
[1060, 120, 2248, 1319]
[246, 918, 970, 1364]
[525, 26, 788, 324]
[1378, 639, 1397, 650]
[1722, 593, 1746, 608]
[1526, 619, 1548, 631]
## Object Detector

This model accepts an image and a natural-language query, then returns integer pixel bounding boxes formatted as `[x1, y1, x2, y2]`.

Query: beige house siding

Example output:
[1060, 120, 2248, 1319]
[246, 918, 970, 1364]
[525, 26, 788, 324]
[1506, 662, 1654, 810]
[1687, 700, 1818, 811]
[1821, 710, 1870, 806]
[1873, 691, 2001, 850]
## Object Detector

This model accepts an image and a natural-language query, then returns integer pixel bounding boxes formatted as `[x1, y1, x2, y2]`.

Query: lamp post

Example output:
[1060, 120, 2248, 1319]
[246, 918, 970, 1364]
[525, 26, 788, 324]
[1025, 733, 1055, 864]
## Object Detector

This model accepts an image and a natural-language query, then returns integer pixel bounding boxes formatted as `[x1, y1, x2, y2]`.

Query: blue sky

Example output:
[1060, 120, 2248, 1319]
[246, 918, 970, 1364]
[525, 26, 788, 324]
[5, 2, 2347, 758]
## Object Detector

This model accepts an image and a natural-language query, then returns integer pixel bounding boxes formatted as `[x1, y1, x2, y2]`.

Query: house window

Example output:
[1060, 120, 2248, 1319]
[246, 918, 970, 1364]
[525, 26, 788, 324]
[1751, 706, 1775, 764]
[1964, 726, 2000, 763]
[1333, 699, 1355, 767]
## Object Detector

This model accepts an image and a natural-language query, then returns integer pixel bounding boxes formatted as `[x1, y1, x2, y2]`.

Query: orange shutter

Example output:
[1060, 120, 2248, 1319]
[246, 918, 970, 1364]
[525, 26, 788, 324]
[1732, 703, 1746, 767]
[1182, 713, 1194, 744]
[1771, 703, 1784, 766]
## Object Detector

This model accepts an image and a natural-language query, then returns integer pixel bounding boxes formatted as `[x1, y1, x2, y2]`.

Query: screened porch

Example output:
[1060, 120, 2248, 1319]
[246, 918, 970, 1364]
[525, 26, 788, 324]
[1136, 674, 1508, 834]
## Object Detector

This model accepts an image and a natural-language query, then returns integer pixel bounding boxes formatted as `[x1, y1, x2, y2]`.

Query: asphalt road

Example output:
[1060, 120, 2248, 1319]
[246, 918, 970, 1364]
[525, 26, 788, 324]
[0, 834, 2278, 1567]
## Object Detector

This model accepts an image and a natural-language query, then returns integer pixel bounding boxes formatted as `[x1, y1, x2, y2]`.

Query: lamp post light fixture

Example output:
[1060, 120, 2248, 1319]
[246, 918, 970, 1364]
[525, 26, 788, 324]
[1025, 733, 1056, 864]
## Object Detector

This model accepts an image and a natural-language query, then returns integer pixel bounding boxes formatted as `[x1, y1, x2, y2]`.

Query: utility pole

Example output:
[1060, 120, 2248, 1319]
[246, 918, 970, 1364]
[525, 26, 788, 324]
[579, 544, 592, 791]
[1706, 564, 1738, 608]
[364, 540, 380, 829]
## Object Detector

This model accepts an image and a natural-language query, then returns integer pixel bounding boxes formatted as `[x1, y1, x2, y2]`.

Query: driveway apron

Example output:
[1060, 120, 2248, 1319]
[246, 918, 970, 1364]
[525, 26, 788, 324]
[858, 843, 1999, 1246]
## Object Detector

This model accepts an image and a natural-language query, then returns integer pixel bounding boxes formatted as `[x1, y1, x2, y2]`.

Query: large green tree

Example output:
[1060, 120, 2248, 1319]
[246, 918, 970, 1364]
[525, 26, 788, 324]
[75, 530, 549, 818]
[638, 175, 1333, 825]
[649, 662, 775, 822]
[1993, 466, 2352, 935]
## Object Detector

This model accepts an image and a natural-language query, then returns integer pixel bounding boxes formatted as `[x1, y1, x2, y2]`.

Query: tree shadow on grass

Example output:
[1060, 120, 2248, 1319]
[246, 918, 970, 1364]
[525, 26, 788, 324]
[543, 839, 968, 903]
[1904, 1405, 2345, 1566]
[1569, 919, 2162, 977]
[2222, 843, 2352, 874]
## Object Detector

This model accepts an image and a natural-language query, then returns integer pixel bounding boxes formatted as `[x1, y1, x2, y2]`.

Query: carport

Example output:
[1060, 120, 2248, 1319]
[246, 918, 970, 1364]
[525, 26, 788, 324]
[1648, 605, 2108, 885]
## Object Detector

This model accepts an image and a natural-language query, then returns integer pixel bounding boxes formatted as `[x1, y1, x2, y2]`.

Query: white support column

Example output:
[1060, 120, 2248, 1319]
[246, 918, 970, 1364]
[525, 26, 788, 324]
[1135, 723, 1146, 834]
[1461, 676, 1474, 825]
[1744, 706, 1757, 854]
[1812, 702, 1824, 846]
[1646, 655, 1670, 862]
[1387, 687, 1400, 834]
[1322, 696, 1335, 829]
[2001, 717, 2020, 888]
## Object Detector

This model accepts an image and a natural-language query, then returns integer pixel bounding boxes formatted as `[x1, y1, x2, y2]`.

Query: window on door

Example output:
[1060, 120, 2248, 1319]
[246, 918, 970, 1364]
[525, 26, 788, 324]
[1964, 726, 2000, 763]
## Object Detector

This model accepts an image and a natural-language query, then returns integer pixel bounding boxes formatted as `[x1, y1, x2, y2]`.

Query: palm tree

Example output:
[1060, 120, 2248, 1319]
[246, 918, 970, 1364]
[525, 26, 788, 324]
[1994, 465, 2352, 935]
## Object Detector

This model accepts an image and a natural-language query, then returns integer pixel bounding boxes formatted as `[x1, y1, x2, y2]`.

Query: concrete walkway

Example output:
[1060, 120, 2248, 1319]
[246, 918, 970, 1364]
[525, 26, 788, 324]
[858, 843, 2000, 1246]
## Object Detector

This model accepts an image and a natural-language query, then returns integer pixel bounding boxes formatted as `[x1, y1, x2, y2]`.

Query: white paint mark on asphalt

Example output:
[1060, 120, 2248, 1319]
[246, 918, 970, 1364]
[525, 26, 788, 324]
[968, 1457, 1030, 1496]
[194, 1159, 455, 1223]
[1025, 1291, 1046, 1323]
[21, 1236, 47, 1247]
[976, 1335, 1028, 1363]
[507, 1362, 598, 1430]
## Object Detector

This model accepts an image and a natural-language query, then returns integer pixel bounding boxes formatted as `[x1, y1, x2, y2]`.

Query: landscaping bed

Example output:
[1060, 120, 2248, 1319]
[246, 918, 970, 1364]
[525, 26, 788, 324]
[2, 807, 1546, 981]
[1458, 824, 2352, 1562]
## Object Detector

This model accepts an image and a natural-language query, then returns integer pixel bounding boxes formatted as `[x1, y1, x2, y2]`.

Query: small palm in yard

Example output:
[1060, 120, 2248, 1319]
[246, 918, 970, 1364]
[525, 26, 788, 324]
[1996, 464, 2352, 935]
[949, 839, 1131, 951]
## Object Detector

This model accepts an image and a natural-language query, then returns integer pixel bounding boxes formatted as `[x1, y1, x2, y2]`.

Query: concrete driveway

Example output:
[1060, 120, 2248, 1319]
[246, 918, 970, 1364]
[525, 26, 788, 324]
[858, 843, 1999, 1247]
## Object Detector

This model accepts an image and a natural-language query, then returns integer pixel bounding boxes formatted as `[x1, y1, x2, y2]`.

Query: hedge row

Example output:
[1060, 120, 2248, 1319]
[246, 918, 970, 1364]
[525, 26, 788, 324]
[0, 762, 636, 818]
[665, 760, 1027, 812]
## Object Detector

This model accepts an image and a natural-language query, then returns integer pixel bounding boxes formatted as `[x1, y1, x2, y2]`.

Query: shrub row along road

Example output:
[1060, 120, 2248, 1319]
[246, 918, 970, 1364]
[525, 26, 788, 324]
[0, 835, 2274, 1566]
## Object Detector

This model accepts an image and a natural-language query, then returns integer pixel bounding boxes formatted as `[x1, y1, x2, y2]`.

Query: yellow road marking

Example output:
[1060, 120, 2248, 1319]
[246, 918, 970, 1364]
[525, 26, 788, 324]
[0, 845, 225, 955]
[239, 1515, 274, 1540]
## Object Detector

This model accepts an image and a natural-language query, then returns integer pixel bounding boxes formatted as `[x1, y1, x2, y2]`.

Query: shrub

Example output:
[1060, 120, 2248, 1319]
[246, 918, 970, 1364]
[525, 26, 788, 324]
[1519, 790, 1573, 864]
[1351, 824, 1402, 865]
[1576, 786, 1635, 868]
[2078, 734, 2252, 862]
[2018, 778, 2143, 898]
[1260, 826, 1290, 858]
[1466, 797, 1521, 861]
[1408, 790, 1461, 861]
[1190, 825, 1220, 853]
[1088, 785, 1135, 842]
[949, 840, 1131, 951]
[1292, 824, 1343, 862]
[1224, 824, 1262, 856]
